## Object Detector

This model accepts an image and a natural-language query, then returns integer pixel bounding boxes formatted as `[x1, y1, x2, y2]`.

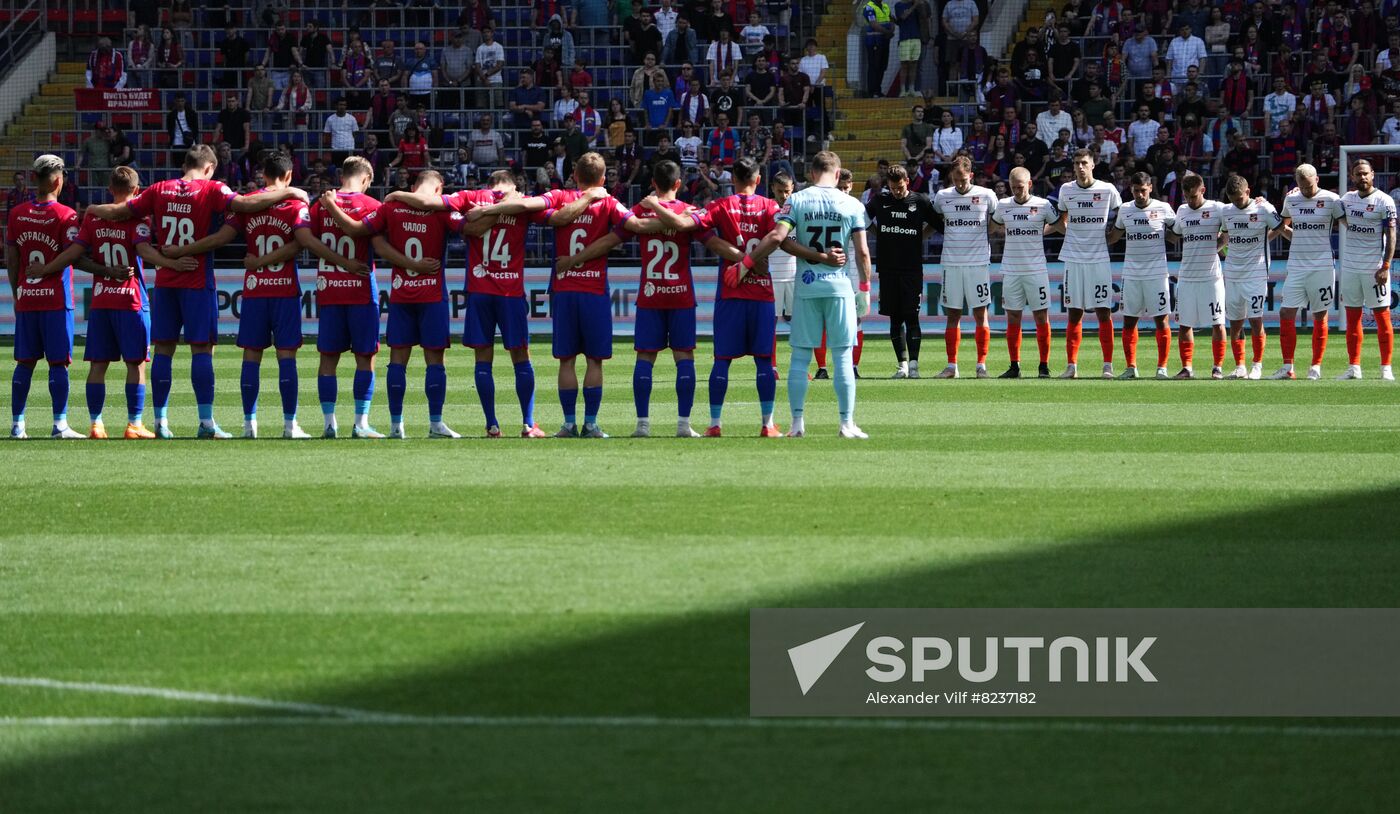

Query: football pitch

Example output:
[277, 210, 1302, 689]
[2, 337, 1399, 811]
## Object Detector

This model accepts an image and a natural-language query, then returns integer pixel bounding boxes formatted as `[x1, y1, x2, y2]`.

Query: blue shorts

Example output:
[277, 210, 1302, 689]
[791, 295, 857, 349]
[14, 309, 74, 365]
[238, 295, 305, 351]
[151, 287, 219, 345]
[551, 290, 612, 359]
[463, 293, 530, 350]
[387, 299, 451, 349]
[84, 308, 151, 363]
[634, 306, 697, 352]
[713, 297, 776, 359]
[317, 302, 381, 355]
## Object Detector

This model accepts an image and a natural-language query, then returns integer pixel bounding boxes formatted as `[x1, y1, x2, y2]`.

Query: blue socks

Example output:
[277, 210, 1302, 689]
[832, 345, 856, 422]
[582, 385, 602, 425]
[278, 357, 298, 422]
[425, 363, 446, 423]
[513, 361, 535, 426]
[352, 369, 374, 418]
[559, 387, 577, 425]
[387, 362, 407, 423]
[475, 361, 497, 428]
[151, 353, 172, 421]
[191, 352, 215, 422]
[87, 381, 105, 423]
[708, 358, 731, 422]
[126, 382, 144, 423]
[240, 360, 260, 420]
[48, 366, 69, 422]
[633, 359, 653, 419]
[318, 374, 337, 417]
[788, 346, 812, 419]
[755, 355, 776, 419]
[676, 358, 696, 419]
[11, 365, 32, 422]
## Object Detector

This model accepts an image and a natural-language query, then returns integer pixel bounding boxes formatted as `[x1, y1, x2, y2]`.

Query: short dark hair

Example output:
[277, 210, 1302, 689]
[263, 152, 294, 180]
[1129, 171, 1153, 187]
[731, 156, 761, 185]
[652, 160, 682, 191]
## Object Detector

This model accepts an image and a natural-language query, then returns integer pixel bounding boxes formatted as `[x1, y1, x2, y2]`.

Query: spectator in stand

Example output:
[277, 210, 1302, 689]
[214, 94, 252, 154]
[359, 133, 387, 183]
[373, 39, 403, 89]
[1046, 24, 1080, 94]
[963, 116, 989, 162]
[665, 16, 701, 65]
[263, 21, 301, 92]
[706, 112, 739, 166]
[476, 27, 507, 109]
[1299, 78, 1337, 140]
[300, 21, 334, 87]
[324, 98, 361, 166]
[930, 109, 963, 172]
[87, 37, 128, 90]
[129, 25, 156, 89]
[743, 53, 776, 122]
[1015, 122, 1048, 177]
[617, 130, 643, 193]
[1070, 109, 1093, 147]
[169, 0, 194, 47]
[678, 75, 711, 126]
[437, 29, 475, 113]
[983, 66, 1016, 119]
[574, 90, 604, 148]
[469, 114, 506, 170]
[368, 79, 398, 141]
[553, 85, 579, 126]
[605, 98, 634, 147]
[697, 0, 736, 42]
[707, 28, 743, 84]
[389, 124, 432, 180]
[741, 114, 770, 165]
[558, 115, 589, 162]
[1381, 100, 1400, 145]
[1164, 22, 1205, 96]
[402, 41, 434, 111]
[643, 72, 679, 144]
[165, 93, 200, 168]
[628, 9, 665, 65]
[862, 0, 895, 97]
[539, 15, 576, 72]
[893, 0, 923, 97]
[942, 0, 979, 87]
[569, 54, 594, 88]
[1377, 32, 1400, 77]
[1122, 27, 1158, 82]
[995, 104, 1022, 149]
[799, 38, 829, 88]
[1344, 95, 1378, 145]
[1215, 129, 1259, 179]
[212, 141, 243, 188]
[711, 70, 744, 125]
[1173, 117, 1211, 173]
[341, 39, 375, 109]
[1206, 107, 1249, 157]
[1218, 58, 1251, 119]
[534, 46, 565, 91]
[521, 119, 553, 190]
[1017, 48, 1049, 102]
[1127, 103, 1161, 159]
[155, 28, 183, 90]
[767, 122, 794, 179]
[246, 64, 274, 133]
[739, 11, 770, 57]
[631, 52, 667, 107]
[75, 124, 111, 189]
[1010, 27, 1041, 75]
[778, 55, 811, 129]
[675, 121, 703, 168]
[900, 105, 934, 165]
[1035, 94, 1072, 148]
[278, 70, 314, 131]
[108, 126, 132, 168]
[1268, 119, 1300, 180]
[1174, 82, 1208, 125]
[1341, 63, 1375, 114]
[510, 68, 548, 132]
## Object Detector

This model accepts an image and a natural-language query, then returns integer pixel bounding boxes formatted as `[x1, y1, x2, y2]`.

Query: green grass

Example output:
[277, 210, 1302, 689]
[2, 337, 1399, 812]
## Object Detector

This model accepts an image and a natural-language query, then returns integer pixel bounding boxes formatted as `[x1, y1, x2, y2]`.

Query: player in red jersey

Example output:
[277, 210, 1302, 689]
[298, 157, 380, 439]
[643, 157, 844, 436]
[33, 167, 194, 439]
[86, 144, 307, 439]
[6, 155, 105, 439]
[556, 159, 744, 438]
[381, 170, 550, 438]
[464, 153, 636, 438]
[166, 153, 315, 440]
[321, 170, 455, 439]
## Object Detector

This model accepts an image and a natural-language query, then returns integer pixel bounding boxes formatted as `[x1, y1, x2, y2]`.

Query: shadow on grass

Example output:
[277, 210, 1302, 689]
[3, 487, 1400, 812]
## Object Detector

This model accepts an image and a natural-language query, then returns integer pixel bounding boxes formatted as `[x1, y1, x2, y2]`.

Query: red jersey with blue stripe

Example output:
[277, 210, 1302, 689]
[691, 193, 777, 302]
[362, 201, 461, 304]
[626, 199, 703, 309]
[73, 212, 151, 311]
[226, 194, 311, 299]
[309, 191, 381, 306]
[5, 200, 79, 312]
[127, 178, 236, 289]
[538, 188, 632, 294]
[445, 189, 547, 298]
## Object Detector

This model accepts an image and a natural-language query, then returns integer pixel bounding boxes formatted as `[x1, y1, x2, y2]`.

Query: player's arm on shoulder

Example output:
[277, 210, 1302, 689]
[471, 194, 548, 221]
[385, 190, 449, 210]
[642, 196, 696, 231]
[167, 223, 238, 258]
[546, 187, 609, 226]
[85, 201, 135, 221]
[135, 241, 197, 272]
[230, 185, 309, 213]
[557, 232, 622, 272]
[461, 214, 499, 237]
[245, 235, 302, 270]
[320, 192, 374, 237]
[371, 234, 439, 275]
[294, 227, 367, 275]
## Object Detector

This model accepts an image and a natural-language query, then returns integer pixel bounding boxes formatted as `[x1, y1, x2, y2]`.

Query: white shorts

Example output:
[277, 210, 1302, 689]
[940, 264, 992, 311]
[1001, 272, 1050, 311]
[1176, 278, 1226, 328]
[1280, 266, 1336, 312]
[1122, 277, 1171, 318]
[1225, 277, 1267, 321]
[1338, 272, 1393, 310]
[1064, 261, 1113, 311]
[773, 278, 795, 318]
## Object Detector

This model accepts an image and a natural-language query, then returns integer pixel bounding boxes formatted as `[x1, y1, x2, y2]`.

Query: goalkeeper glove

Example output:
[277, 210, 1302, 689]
[855, 281, 871, 318]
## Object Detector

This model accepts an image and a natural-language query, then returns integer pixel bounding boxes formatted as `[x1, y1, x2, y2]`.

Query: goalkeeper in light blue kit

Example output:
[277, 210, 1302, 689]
[743, 150, 872, 438]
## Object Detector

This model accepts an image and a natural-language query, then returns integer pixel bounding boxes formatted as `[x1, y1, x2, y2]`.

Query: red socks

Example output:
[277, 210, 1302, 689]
[1066, 322, 1083, 364]
[1155, 327, 1171, 368]
[945, 317, 961, 364]
[815, 331, 827, 368]
[1346, 307, 1364, 366]
[1312, 315, 1329, 366]
[1035, 321, 1051, 363]
[974, 324, 990, 365]
[1280, 317, 1297, 365]
[853, 330, 864, 367]
[1212, 337, 1227, 368]
[1179, 336, 1194, 369]
[1122, 326, 1139, 368]
[1007, 320, 1023, 363]
[1231, 338, 1246, 366]
[1097, 320, 1114, 363]
[1378, 309, 1394, 366]
[1251, 331, 1265, 364]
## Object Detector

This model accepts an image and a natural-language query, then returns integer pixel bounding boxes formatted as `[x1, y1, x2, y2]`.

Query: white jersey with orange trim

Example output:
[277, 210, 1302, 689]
[991, 195, 1057, 275]
[1219, 200, 1282, 281]
[1337, 189, 1397, 276]
[1057, 180, 1122, 263]
[1114, 199, 1176, 280]
[1280, 189, 1342, 272]
[932, 184, 998, 266]
[1171, 200, 1226, 281]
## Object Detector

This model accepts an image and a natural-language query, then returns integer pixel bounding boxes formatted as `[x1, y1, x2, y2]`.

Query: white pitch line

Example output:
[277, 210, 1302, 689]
[0, 676, 377, 719]
[1, 715, 1399, 739]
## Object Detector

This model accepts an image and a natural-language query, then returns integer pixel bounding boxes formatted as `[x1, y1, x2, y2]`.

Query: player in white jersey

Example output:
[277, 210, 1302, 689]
[931, 156, 998, 378]
[1107, 172, 1177, 379]
[1055, 149, 1122, 378]
[1272, 164, 1341, 380]
[768, 172, 797, 380]
[1169, 172, 1228, 379]
[1218, 174, 1284, 379]
[989, 167, 1058, 378]
[1334, 159, 1396, 380]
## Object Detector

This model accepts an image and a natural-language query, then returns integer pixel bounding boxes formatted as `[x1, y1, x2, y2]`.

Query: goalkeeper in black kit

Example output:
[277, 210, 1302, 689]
[863, 164, 939, 378]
